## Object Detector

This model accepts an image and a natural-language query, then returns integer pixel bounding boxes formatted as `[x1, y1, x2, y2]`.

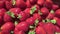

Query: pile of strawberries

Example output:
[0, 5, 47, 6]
[0, 0, 60, 34]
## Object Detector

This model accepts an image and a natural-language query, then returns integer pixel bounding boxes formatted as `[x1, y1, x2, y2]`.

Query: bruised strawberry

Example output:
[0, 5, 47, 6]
[29, 0, 37, 5]
[1, 22, 15, 31]
[9, 8, 21, 17]
[17, 11, 27, 21]
[12, 0, 27, 10]
[14, 21, 29, 33]
[46, 10, 55, 19]
[52, 4, 59, 10]
[26, 17, 35, 25]
[33, 13, 41, 21]
[55, 25, 60, 32]
[36, 26, 46, 34]
[43, 23, 55, 34]
[26, 0, 32, 8]
[55, 9, 60, 18]
[37, 0, 45, 6]
[15, 31, 25, 34]
[5, 1, 13, 10]
[0, 1, 5, 8]
[4, 13, 13, 22]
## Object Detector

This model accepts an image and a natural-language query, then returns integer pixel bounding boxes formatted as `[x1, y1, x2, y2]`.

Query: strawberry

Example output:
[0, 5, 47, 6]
[26, 17, 35, 25]
[3, 13, 13, 22]
[1, 22, 15, 31]
[29, 0, 37, 5]
[26, 0, 32, 8]
[14, 21, 29, 33]
[12, 0, 27, 10]
[0, 1, 5, 8]
[5, 1, 13, 10]
[17, 11, 27, 21]
[55, 9, 60, 18]
[45, 0, 53, 9]
[43, 23, 55, 34]
[9, 8, 21, 17]
[40, 7, 49, 16]
[1, 31, 10, 34]
[37, 0, 45, 6]
[46, 10, 55, 19]
[33, 13, 41, 21]
[36, 26, 46, 34]
[15, 31, 25, 34]
[52, 4, 59, 10]
[55, 25, 60, 33]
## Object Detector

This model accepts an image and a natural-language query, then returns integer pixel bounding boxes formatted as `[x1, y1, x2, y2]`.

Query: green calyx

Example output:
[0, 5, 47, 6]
[50, 10, 54, 14]
[38, 10, 42, 15]
[46, 19, 51, 22]
[51, 19, 56, 24]
[12, 0, 16, 6]
[14, 21, 18, 26]
[42, 20, 45, 22]
[30, 6, 36, 14]
[17, 14, 22, 19]
[29, 26, 35, 29]
[35, 19, 39, 26]
[6, 11, 15, 18]
[28, 31, 35, 34]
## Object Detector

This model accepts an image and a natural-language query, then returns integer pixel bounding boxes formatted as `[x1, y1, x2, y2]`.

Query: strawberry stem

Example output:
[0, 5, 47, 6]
[12, 0, 16, 6]
[17, 14, 22, 19]
[50, 10, 54, 14]
[14, 21, 18, 26]
[51, 19, 56, 24]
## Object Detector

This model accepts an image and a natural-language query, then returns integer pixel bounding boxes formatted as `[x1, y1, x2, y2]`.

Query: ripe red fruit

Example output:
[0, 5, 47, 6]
[4, 13, 13, 22]
[37, 0, 45, 6]
[1, 22, 15, 31]
[15, 31, 25, 34]
[17, 11, 27, 21]
[12, 0, 27, 10]
[14, 21, 29, 33]
[52, 4, 59, 10]
[40, 7, 49, 16]
[29, 0, 37, 5]
[9, 8, 21, 17]
[55, 9, 60, 18]
[46, 10, 55, 19]
[43, 23, 55, 34]
[0, 1, 5, 8]
[36, 26, 46, 34]
[26, 0, 32, 8]
[33, 13, 41, 21]
[1, 31, 10, 34]
[5, 1, 13, 10]
[26, 17, 35, 25]
[55, 25, 60, 32]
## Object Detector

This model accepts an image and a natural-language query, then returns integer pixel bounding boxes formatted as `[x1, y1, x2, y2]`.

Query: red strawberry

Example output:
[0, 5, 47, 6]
[37, 0, 45, 6]
[29, 0, 37, 5]
[43, 23, 55, 34]
[26, 17, 35, 25]
[17, 11, 27, 21]
[15, 31, 25, 34]
[5, 1, 13, 10]
[45, 0, 53, 9]
[0, 1, 5, 8]
[33, 13, 41, 21]
[46, 10, 55, 19]
[4, 13, 13, 22]
[1, 22, 15, 31]
[52, 4, 59, 10]
[12, 0, 27, 10]
[26, 0, 32, 8]
[0, 8, 6, 25]
[56, 19, 60, 26]
[55, 9, 60, 18]
[40, 7, 49, 16]
[9, 8, 21, 17]
[55, 25, 60, 32]
[36, 26, 46, 34]
[1, 31, 10, 34]
[14, 21, 29, 34]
